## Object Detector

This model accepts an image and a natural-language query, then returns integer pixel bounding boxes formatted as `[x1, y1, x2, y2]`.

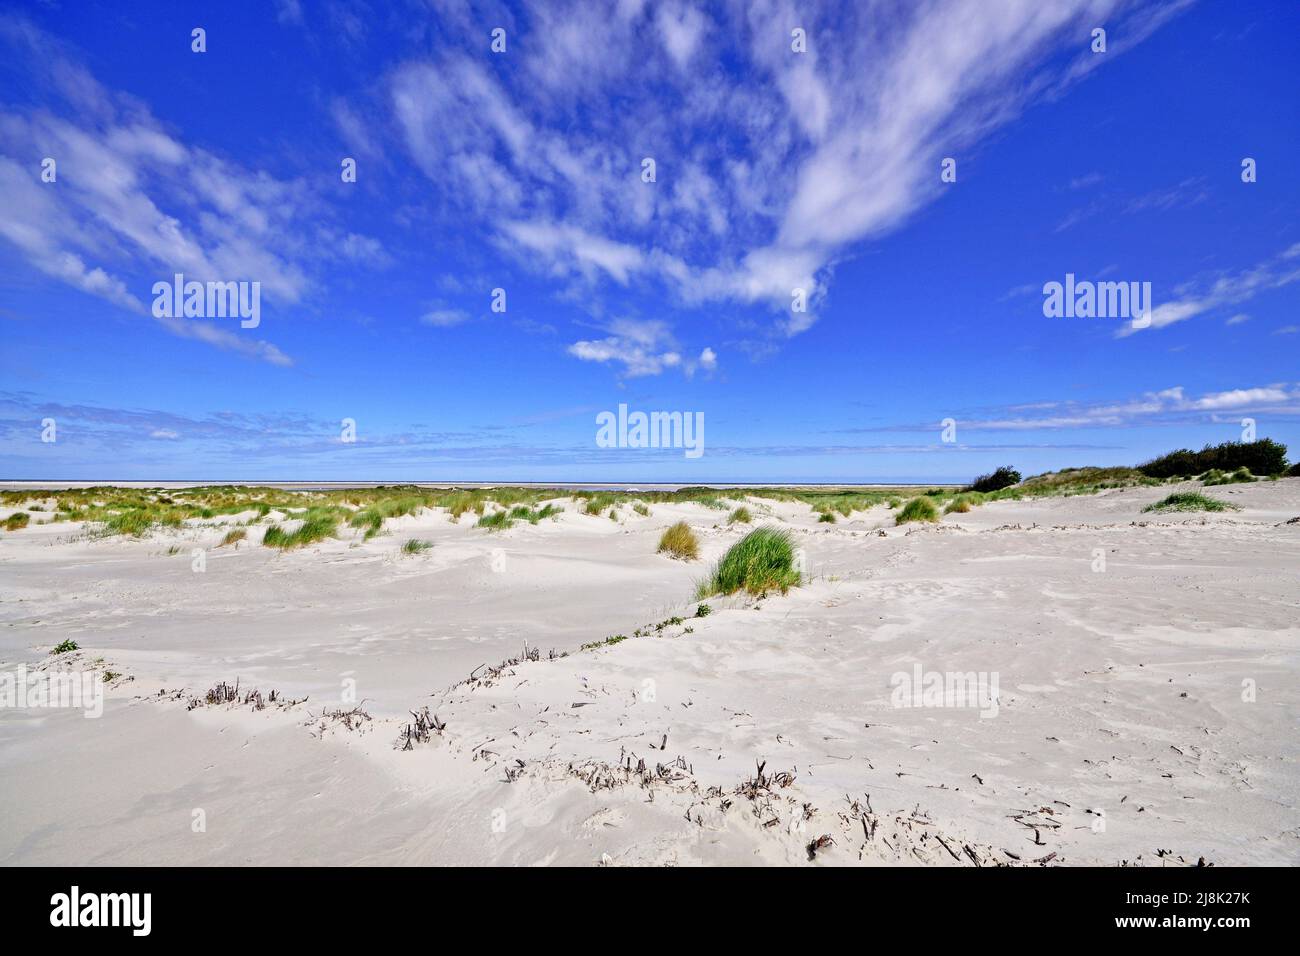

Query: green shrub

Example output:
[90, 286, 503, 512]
[1140, 439, 1287, 480]
[658, 521, 699, 560]
[817, 511, 836, 523]
[52, 639, 79, 655]
[4, 512, 30, 531]
[729, 506, 752, 524]
[966, 467, 1021, 493]
[896, 497, 940, 524]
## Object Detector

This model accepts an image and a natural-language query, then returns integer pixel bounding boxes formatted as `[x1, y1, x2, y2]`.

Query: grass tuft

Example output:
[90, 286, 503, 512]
[695, 526, 800, 599]
[943, 492, 984, 514]
[402, 538, 433, 554]
[896, 497, 940, 525]
[4, 512, 30, 531]
[657, 521, 699, 560]
[1142, 492, 1239, 514]
[1201, 466, 1256, 486]
[262, 508, 340, 549]
[477, 510, 513, 531]
[729, 506, 752, 524]
[219, 528, 246, 547]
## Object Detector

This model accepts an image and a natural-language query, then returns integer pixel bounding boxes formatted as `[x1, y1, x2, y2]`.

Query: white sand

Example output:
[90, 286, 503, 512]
[2, 481, 1297, 866]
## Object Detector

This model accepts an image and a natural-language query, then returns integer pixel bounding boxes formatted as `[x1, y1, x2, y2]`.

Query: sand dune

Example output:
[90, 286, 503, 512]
[2, 481, 1297, 865]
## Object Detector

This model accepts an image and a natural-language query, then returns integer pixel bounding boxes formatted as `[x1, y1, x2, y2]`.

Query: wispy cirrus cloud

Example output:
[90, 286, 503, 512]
[0, 16, 387, 366]
[949, 384, 1300, 431]
[1116, 243, 1300, 338]
[381, 0, 1185, 363]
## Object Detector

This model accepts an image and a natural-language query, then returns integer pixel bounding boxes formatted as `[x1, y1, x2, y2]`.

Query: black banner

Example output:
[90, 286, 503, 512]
[1, 865, 1280, 940]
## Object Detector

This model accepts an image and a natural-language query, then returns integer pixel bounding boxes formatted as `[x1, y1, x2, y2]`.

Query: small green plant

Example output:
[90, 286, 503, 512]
[1142, 492, 1239, 513]
[4, 512, 30, 531]
[581, 633, 627, 651]
[219, 528, 247, 547]
[729, 506, 752, 524]
[402, 538, 433, 554]
[896, 497, 940, 525]
[658, 521, 700, 560]
[52, 639, 79, 655]
[817, 511, 836, 523]
[695, 526, 800, 599]
[695, 603, 712, 617]
[633, 502, 650, 517]
[103, 670, 121, 683]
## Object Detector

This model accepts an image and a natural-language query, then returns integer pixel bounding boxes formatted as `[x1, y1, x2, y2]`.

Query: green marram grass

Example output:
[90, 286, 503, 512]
[695, 526, 801, 599]
[943, 492, 984, 514]
[728, 506, 752, 524]
[262, 508, 342, 549]
[895, 497, 940, 525]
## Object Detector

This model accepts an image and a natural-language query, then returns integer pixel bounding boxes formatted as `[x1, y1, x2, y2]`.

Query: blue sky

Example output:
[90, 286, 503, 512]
[1, 0, 1297, 482]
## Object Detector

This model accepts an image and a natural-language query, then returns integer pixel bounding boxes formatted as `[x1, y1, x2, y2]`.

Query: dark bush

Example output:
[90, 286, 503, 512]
[1139, 439, 1287, 480]
[966, 466, 1021, 493]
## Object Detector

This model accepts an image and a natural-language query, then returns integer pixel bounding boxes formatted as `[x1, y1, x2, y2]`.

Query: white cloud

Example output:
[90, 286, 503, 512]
[1116, 245, 1300, 338]
[420, 309, 471, 328]
[567, 317, 712, 378]
[655, 3, 706, 69]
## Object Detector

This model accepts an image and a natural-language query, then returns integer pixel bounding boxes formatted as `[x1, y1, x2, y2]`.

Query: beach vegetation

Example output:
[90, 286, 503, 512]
[658, 521, 700, 559]
[896, 497, 940, 524]
[695, 526, 800, 598]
